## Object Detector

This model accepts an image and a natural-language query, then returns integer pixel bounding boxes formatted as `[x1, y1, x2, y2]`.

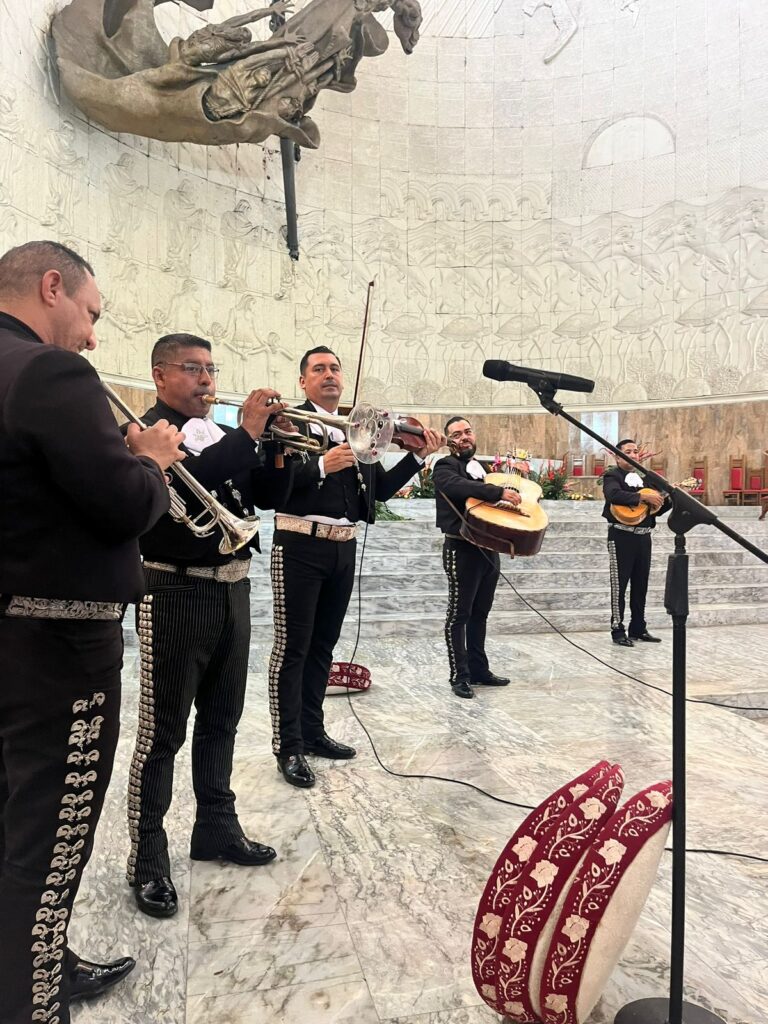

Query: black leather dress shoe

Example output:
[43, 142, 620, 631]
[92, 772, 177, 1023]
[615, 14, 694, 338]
[612, 635, 634, 647]
[629, 632, 662, 643]
[190, 834, 277, 865]
[305, 732, 357, 759]
[451, 680, 474, 698]
[69, 955, 136, 1002]
[134, 876, 178, 918]
[472, 672, 511, 686]
[277, 753, 316, 788]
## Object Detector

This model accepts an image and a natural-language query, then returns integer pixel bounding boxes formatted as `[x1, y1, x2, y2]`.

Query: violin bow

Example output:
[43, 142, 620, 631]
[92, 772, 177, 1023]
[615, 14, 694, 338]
[351, 280, 375, 408]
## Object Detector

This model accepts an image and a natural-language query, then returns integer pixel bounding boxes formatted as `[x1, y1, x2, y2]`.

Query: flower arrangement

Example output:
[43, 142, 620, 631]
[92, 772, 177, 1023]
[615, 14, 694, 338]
[529, 460, 572, 500]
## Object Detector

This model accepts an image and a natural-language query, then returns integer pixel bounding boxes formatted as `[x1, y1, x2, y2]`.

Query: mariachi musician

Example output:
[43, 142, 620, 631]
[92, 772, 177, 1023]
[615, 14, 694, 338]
[267, 345, 443, 788]
[601, 439, 671, 646]
[433, 416, 521, 699]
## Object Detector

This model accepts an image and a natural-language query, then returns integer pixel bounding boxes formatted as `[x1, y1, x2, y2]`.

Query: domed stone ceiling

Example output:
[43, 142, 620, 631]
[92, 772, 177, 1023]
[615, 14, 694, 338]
[1, 0, 767, 413]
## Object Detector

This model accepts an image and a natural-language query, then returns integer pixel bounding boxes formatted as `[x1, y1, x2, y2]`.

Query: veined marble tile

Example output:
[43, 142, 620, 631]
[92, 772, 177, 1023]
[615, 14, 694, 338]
[187, 920, 362, 997]
[186, 977, 381, 1024]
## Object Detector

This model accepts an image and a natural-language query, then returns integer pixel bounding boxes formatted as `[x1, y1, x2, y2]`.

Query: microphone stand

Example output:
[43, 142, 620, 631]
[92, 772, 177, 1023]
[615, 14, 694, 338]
[529, 380, 768, 1024]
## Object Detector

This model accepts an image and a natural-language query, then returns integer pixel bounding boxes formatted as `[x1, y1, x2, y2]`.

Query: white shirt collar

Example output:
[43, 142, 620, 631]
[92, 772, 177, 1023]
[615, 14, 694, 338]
[308, 401, 344, 443]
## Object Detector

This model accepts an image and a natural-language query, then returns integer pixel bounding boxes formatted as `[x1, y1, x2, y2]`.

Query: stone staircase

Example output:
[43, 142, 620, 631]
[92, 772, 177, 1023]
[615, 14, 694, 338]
[241, 500, 768, 640]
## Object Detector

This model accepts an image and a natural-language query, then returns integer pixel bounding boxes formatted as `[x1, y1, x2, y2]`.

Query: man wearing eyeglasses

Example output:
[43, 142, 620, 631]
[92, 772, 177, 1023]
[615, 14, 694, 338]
[125, 333, 292, 919]
[433, 417, 520, 699]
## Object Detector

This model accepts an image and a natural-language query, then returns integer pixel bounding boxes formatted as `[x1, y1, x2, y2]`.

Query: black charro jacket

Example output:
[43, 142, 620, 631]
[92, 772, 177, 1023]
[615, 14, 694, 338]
[432, 453, 505, 536]
[601, 465, 672, 528]
[136, 399, 293, 566]
[275, 400, 422, 523]
[0, 313, 169, 602]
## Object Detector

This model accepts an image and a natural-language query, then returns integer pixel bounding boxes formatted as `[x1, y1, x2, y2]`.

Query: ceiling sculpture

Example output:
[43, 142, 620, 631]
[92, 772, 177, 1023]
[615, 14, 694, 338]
[51, 0, 423, 147]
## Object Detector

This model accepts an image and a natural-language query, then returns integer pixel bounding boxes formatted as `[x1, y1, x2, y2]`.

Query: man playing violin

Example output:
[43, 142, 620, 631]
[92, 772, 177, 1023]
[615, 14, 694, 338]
[433, 417, 521, 699]
[125, 333, 294, 919]
[601, 439, 670, 647]
[268, 346, 443, 788]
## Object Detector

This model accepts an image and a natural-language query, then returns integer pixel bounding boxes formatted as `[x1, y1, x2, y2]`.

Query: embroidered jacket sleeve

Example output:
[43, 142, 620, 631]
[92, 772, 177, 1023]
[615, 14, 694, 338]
[372, 452, 423, 502]
[432, 457, 505, 504]
[601, 470, 642, 506]
[8, 348, 169, 541]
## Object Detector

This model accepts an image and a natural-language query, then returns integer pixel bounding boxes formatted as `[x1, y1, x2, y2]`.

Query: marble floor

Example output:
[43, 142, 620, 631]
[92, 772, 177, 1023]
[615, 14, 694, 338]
[69, 623, 768, 1024]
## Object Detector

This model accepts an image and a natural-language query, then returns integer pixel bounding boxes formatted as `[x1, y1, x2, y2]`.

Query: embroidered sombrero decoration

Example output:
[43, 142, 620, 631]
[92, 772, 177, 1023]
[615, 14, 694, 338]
[491, 764, 625, 1022]
[539, 780, 673, 1024]
[326, 662, 371, 693]
[471, 760, 613, 1012]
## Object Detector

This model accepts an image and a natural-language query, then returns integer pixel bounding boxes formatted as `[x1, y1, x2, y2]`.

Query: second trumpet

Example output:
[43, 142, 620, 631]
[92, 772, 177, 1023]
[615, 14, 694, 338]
[203, 396, 397, 464]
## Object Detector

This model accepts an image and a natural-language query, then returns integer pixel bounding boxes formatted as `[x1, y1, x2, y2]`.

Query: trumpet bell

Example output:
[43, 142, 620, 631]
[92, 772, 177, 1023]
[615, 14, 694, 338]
[347, 403, 395, 464]
[218, 514, 261, 555]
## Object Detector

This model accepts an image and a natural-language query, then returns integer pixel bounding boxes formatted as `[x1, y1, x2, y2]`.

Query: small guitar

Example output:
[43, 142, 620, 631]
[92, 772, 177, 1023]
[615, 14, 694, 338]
[611, 478, 697, 526]
[463, 471, 549, 556]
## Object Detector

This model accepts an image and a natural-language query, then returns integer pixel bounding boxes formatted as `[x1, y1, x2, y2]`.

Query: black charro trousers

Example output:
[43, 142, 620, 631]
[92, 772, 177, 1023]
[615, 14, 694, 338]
[607, 527, 653, 638]
[268, 531, 356, 758]
[442, 537, 500, 685]
[126, 570, 251, 886]
[0, 616, 122, 1024]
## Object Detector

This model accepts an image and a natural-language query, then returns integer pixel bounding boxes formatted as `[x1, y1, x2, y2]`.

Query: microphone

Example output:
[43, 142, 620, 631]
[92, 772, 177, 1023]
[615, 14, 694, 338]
[483, 360, 595, 394]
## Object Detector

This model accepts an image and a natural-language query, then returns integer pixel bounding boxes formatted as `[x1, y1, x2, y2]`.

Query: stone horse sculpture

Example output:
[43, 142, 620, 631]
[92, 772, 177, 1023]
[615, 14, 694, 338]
[51, 0, 422, 148]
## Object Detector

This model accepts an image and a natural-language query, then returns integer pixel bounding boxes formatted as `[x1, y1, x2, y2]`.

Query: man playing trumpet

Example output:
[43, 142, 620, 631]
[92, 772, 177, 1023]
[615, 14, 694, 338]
[268, 346, 443, 787]
[126, 333, 294, 918]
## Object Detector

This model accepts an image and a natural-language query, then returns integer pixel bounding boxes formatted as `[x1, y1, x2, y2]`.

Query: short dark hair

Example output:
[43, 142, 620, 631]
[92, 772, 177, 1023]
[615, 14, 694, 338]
[0, 240, 94, 299]
[445, 415, 471, 433]
[151, 333, 212, 367]
[617, 438, 636, 450]
[300, 345, 341, 376]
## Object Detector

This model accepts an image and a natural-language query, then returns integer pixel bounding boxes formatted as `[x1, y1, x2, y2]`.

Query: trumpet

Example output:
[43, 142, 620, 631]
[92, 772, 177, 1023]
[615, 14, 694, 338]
[102, 383, 260, 555]
[203, 396, 398, 464]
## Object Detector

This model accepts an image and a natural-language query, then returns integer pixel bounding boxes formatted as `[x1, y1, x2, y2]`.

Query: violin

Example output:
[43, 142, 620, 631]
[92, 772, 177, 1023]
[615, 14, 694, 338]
[390, 414, 445, 454]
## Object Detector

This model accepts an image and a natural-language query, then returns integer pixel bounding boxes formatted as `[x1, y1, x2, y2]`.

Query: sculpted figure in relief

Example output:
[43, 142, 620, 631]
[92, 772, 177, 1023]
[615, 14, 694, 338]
[51, 0, 422, 149]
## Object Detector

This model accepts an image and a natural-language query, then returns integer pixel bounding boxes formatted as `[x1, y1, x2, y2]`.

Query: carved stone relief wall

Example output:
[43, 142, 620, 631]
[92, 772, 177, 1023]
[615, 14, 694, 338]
[1, 0, 768, 418]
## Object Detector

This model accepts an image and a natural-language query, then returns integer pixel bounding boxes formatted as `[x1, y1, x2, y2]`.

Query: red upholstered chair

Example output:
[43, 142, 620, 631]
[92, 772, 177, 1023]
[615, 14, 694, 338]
[742, 466, 765, 505]
[723, 455, 746, 505]
[593, 455, 605, 477]
[689, 457, 707, 504]
[571, 456, 584, 477]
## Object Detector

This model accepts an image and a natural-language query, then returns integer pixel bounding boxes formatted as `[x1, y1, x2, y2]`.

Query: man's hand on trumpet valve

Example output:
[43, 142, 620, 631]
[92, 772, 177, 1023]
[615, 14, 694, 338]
[414, 427, 444, 460]
[240, 388, 288, 440]
[126, 419, 187, 471]
[322, 442, 358, 474]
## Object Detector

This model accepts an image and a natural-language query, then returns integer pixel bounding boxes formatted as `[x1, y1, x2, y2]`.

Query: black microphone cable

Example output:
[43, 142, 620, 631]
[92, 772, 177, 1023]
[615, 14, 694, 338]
[332, 479, 768, 860]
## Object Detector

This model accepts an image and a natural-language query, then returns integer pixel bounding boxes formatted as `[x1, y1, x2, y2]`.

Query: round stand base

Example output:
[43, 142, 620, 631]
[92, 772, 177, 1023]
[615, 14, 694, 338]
[615, 998, 726, 1024]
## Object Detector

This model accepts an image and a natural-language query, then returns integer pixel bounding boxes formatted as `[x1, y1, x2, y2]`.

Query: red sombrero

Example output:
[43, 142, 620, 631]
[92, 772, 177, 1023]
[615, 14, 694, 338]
[471, 760, 613, 1012]
[327, 661, 371, 693]
[539, 780, 674, 1024]
[492, 764, 625, 1021]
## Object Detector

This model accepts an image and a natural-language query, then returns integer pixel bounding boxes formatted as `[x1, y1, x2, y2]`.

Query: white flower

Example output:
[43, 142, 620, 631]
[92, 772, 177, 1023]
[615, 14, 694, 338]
[512, 835, 537, 862]
[545, 993, 568, 1013]
[502, 937, 528, 963]
[479, 912, 502, 938]
[481, 984, 496, 999]
[647, 789, 670, 809]
[561, 914, 590, 942]
[579, 797, 607, 821]
[530, 859, 558, 888]
[599, 838, 627, 865]
[504, 1001, 526, 1018]
[569, 783, 589, 799]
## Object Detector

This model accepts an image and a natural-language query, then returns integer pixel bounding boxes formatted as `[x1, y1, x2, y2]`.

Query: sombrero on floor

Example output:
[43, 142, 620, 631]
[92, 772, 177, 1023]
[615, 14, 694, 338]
[327, 661, 371, 692]
[471, 760, 614, 1013]
[492, 763, 625, 1021]
[539, 780, 674, 1024]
